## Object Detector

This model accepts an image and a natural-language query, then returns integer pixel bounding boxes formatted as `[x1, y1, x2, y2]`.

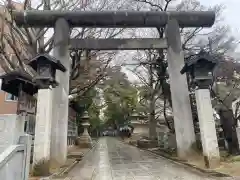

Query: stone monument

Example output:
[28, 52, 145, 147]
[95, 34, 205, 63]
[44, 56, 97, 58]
[77, 111, 92, 148]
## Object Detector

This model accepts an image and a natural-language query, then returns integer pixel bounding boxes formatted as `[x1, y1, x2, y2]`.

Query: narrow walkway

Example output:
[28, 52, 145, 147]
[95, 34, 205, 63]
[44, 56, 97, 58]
[67, 137, 219, 180]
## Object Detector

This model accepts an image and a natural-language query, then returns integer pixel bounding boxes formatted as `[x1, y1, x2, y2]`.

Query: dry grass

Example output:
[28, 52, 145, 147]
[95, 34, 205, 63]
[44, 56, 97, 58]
[29, 145, 92, 179]
[168, 150, 240, 176]
[214, 154, 240, 176]
[185, 155, 206, 169]
[32, 159, 50, 177]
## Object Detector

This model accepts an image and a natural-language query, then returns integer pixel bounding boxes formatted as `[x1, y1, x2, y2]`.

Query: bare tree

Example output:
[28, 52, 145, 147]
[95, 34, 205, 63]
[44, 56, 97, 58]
[0, 0, 135, 99]
[122, 0, 238, 139]
[125, 50, 173, 139]
[210, 59, 240, 154]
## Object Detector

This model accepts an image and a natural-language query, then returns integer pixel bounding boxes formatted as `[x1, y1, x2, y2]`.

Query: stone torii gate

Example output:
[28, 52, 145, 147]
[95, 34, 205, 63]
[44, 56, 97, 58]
[13, 10, 215, 167]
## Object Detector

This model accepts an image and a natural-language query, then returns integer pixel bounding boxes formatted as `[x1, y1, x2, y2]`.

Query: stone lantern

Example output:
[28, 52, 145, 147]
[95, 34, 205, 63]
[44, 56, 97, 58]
[181, 50, 218, 89]
[77, 111, 93, 148]
[28, 53, 66, 88]
[180, 50, 220, 168]
[130, 112, 148, 138]
[131, 112, 139, 120]
[81, 111, 91, 136]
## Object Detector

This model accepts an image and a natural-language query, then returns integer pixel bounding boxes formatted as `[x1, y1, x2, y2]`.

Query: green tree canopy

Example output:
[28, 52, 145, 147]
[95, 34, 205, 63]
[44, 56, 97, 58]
[102, 68, 139, 128]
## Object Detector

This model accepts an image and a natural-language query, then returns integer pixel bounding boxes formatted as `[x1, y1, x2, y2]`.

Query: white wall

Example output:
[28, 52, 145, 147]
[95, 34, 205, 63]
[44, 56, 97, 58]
[0, 114, 24, 153]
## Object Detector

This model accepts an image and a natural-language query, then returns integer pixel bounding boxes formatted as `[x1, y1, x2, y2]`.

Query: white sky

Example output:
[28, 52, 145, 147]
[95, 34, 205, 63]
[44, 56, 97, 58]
[12, 0, 239, 40]
[12, 0, 240, 50]
[200, 0, 240, 50]
[125, 0, 240, 81]
[9, 0, 240, 80]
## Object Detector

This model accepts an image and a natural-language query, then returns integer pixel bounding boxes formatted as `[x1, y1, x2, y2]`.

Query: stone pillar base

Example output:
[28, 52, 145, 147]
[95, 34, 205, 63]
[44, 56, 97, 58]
[236, 127, 240, 150]
[77, 135, 93, 148]
[203, 156, 220, 169]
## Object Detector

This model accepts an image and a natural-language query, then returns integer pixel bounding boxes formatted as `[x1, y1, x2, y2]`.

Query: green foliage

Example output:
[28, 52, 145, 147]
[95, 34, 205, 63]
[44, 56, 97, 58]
[135, 85, 150, 116]
[103, 72, 139, 128]
[88, 100, 102, 132]
[72, 88, 103, 134]
[78, 89, 97, 113]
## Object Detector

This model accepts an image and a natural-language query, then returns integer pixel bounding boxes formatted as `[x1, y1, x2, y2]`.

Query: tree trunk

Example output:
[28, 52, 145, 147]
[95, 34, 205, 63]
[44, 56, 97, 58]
[219, 109, 240, 155]
[149, 96, 157, 139]
[148, 64, 157, 140]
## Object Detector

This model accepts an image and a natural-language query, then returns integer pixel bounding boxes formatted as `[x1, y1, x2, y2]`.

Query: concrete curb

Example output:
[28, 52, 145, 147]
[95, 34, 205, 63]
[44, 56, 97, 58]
[38, 139, 99, 180]
[58, 138, 99, 176]
[143, 148, 231, 178]
[59, 160, 79, 176]
[71, 138, 98, 170]
[120, 140, 231, 178]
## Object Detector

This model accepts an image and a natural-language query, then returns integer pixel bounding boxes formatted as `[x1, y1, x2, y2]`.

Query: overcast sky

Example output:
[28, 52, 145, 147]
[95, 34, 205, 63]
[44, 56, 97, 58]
[13, 0, 239, 48]
[125, 0, 240, 81]
[201, 0, 240, 51]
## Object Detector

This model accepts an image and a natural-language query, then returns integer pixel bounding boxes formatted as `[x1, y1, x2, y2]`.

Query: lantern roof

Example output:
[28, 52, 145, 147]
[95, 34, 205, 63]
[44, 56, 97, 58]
[0, 69, 41, 96]
[185, 51, 219, 67]
[28, 53, 66, 72]
[81, 111, 90, 120]
[131, 112, 140, 118]
[181, 51, 219, 74]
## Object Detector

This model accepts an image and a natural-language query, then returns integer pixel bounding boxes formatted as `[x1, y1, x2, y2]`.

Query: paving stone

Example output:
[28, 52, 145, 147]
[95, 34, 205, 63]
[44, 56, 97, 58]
[66, 138, 221, 180]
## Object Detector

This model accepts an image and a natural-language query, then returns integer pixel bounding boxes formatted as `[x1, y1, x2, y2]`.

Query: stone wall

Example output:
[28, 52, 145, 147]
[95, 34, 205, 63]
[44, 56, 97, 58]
[0, 148, 24, 179]
[0, 114, 24, 153]
[0, 135, 32, 180]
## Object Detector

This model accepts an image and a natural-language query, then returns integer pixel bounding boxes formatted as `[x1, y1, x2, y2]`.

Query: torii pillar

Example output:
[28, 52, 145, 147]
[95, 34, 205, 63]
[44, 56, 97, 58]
[50, 18, 70, 167]
[166, 19, 196, 159]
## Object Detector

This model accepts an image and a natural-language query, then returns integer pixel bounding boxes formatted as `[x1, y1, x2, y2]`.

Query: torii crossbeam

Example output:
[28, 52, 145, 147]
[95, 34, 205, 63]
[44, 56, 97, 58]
[13, 10, 215, 28]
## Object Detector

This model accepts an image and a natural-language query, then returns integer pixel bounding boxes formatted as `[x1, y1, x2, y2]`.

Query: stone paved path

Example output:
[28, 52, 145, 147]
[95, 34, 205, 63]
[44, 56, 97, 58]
[66, 137, 224, 180]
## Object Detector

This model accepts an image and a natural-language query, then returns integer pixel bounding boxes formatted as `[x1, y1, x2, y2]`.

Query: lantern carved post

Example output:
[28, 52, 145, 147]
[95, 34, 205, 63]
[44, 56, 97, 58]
[77, 111, 93, 148]
[181, 50, 220, 168]
[28, 53, 66, 174]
